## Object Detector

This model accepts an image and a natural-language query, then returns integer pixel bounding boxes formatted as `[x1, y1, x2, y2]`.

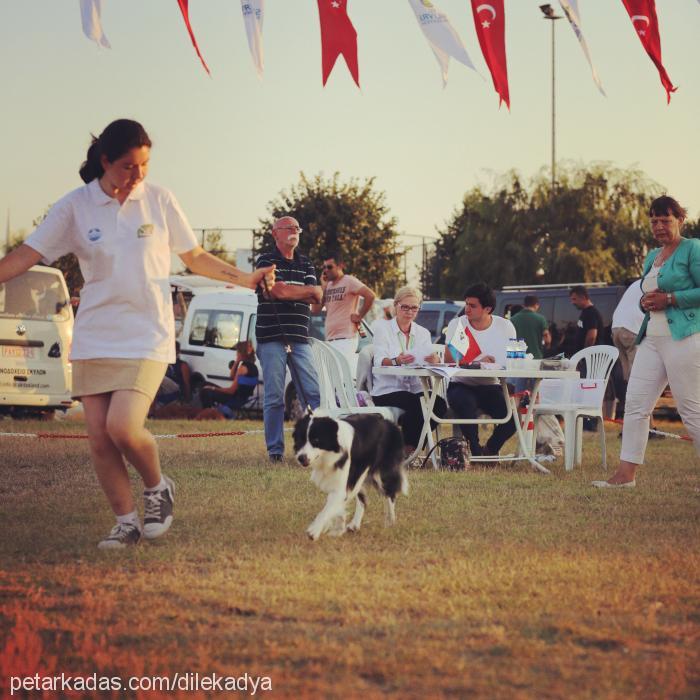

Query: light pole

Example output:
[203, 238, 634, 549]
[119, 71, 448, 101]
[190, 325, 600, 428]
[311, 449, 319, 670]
[539, 4, 562, 195]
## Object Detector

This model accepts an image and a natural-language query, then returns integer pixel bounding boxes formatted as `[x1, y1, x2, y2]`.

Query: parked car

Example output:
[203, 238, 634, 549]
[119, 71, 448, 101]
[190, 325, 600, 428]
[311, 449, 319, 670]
[0, 265, 76, 415]
[494, 284, 626, 357]
[177, 289, 263, 406]
[179, 290, 333, 418]
[415, 300, 463, 343]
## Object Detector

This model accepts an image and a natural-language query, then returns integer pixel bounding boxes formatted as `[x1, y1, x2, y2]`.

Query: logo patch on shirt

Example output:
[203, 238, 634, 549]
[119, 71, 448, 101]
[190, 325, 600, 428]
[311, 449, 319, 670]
[87, 228, 103, 243]
[137, 224, 154, 238]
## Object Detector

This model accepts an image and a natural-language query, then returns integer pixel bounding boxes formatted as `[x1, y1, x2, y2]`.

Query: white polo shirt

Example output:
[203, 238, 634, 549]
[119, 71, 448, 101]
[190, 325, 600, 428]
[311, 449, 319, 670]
[25, 179, 199, 363]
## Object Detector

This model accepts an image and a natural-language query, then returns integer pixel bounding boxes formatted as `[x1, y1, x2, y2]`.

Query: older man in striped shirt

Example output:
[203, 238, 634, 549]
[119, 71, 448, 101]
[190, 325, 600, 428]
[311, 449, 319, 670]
[255, 216, 322, 461]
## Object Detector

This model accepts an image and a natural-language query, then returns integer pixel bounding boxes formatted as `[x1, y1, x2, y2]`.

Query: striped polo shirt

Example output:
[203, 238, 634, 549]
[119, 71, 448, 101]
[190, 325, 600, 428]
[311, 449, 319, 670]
[255, 248, 318, 344]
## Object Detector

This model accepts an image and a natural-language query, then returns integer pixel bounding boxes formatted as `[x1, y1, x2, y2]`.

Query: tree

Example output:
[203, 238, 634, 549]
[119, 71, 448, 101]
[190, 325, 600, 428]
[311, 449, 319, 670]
[424, 163, 664, 298]
[254, 173, 402, 297]
[202, 229, 236, 265]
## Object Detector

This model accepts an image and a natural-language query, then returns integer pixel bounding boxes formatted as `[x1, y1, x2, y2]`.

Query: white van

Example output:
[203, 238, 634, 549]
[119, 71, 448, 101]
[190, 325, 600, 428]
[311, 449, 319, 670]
[178, 289, 262, 401]
[0, 265, 75, 414]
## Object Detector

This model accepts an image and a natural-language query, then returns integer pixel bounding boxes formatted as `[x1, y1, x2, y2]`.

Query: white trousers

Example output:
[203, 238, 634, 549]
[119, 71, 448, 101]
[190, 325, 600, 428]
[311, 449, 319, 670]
[621, 333, 700, 464]
[327, 337, 359, 374]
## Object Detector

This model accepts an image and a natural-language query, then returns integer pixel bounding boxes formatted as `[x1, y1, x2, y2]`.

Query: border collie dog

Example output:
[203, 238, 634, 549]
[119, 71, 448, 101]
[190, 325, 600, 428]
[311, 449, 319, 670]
[293, 412, 408, 541]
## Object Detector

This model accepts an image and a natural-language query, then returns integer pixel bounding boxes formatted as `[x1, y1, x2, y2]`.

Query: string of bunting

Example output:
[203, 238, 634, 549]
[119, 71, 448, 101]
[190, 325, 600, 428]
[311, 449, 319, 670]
[77, 0, 681, 103]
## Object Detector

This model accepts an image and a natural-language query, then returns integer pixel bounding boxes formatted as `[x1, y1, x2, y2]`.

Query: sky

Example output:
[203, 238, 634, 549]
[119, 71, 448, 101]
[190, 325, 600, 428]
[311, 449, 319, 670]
[1, 1, 698, 279]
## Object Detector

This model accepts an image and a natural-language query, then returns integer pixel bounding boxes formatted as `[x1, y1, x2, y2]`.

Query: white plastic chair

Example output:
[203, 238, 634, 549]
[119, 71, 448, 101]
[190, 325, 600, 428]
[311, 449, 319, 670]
[533, 345, 619, 471]
[309, 339, 402, 423]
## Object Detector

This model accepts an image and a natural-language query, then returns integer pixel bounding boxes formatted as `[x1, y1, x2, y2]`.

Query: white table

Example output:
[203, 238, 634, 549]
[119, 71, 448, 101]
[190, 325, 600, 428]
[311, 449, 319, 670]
[374, 366, 580, 474]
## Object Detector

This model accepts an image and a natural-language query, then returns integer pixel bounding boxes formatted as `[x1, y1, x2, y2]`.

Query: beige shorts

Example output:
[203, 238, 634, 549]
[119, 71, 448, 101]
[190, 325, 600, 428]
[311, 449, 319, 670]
[72, 359, 167, 401]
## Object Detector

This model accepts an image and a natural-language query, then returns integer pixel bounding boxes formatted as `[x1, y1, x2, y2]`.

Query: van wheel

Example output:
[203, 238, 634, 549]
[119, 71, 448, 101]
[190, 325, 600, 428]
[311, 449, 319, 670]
[284, 386, 304, 422]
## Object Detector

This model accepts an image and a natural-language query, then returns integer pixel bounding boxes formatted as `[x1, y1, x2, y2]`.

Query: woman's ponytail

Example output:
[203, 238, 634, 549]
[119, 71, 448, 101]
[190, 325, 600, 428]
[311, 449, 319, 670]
[78, 136, 103, 184]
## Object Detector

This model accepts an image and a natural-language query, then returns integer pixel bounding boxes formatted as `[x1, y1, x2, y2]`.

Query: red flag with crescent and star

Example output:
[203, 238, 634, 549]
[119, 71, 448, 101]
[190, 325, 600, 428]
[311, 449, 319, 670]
[459, 323, 484, 365]
[317, 0, 360, 87]
[621, 0, 676, 102]
[470, 1, 509, 109]
[176, 0, 211, 75]
[448, 319, 484, 365]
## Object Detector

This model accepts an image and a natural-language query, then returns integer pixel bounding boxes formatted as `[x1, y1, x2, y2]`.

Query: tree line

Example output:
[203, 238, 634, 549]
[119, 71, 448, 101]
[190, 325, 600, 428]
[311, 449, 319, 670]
[7, 163, 699, 300]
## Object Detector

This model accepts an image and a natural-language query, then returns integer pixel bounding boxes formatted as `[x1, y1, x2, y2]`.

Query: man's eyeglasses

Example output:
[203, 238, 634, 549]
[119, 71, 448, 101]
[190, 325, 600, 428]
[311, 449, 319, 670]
[275, 226, 302, 234]
[398, 304, 420, 313]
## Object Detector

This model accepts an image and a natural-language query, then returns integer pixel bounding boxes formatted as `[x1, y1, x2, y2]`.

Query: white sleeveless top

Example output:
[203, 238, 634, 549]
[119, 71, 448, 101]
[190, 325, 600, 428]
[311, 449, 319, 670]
[641, 264, 671, 337]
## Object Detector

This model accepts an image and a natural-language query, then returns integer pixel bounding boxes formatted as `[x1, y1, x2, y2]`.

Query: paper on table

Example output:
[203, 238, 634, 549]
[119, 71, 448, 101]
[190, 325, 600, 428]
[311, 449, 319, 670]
[426, 365, 463, 378]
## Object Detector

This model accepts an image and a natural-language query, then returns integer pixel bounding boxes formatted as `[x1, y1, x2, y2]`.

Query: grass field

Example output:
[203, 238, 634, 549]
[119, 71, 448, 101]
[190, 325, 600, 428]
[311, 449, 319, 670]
[0, 416, 698, 699]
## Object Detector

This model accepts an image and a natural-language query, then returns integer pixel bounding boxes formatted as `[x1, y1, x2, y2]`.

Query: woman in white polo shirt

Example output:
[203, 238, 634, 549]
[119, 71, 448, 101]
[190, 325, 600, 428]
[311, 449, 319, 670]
[0, 119, 274, 550]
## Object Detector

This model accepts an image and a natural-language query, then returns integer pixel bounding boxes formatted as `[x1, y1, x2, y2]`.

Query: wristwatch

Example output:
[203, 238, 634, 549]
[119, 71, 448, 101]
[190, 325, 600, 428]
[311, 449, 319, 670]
[392, 357, 400, 366]
[666, 293, 673, 307]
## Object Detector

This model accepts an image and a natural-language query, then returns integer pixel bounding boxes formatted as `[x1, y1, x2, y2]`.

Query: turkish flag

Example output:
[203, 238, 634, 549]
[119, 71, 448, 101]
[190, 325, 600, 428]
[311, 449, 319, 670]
[470, 0, 509, 109]
[621, 0, 676, 102]
[177, 0, 211, 75]
[459, 323, 484, 366]
[317, 0, 360, 87]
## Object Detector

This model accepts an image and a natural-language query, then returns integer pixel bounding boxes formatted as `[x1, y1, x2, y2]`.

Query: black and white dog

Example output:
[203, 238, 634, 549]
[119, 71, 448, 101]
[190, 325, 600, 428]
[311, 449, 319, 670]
[293, 412, 408, 541]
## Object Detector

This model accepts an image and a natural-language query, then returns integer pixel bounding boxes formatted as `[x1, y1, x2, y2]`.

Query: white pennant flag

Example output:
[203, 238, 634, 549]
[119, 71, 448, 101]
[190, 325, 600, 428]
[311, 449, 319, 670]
[80, 0, 111, 48]
[558, 0, 605, 96]
[241, 0, 264, 79]
[407, 0, 477, 86]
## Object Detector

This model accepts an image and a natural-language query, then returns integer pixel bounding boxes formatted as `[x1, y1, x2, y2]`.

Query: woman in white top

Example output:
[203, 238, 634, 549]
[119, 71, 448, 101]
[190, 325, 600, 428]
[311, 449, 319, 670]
[371, 286, 446, 452]
[0, 119, 274, 549]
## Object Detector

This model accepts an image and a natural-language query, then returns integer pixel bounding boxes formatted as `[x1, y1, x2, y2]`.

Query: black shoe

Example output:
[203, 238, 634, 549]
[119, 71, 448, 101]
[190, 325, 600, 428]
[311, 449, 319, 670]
[143, 475, 175, 540]
[269, 454, 284, 463]
[98, 522, 141, 550]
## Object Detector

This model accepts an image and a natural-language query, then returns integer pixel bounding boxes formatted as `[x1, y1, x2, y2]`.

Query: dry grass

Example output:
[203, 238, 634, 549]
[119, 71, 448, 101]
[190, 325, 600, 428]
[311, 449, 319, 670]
[0, 416, 699, 699]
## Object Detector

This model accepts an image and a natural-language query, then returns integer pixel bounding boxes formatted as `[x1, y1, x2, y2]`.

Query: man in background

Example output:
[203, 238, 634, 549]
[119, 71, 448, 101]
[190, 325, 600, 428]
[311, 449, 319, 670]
[511, 295, 551, 359]
[256, 216, 321, 462]
[570, 286, 604, 352]
[313, 252, 376, 365]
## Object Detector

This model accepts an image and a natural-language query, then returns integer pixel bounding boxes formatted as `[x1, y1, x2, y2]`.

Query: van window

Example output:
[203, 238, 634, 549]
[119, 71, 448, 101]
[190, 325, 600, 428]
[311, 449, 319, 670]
[589, 292, 618, 324]
[537, 297, 555, 322]
[189, 310, 209, 345]
[416, 310, 440, 337]
[0, 270, 70, 322]
[188, 309, 243, 349]
[247, 313, 257, 350]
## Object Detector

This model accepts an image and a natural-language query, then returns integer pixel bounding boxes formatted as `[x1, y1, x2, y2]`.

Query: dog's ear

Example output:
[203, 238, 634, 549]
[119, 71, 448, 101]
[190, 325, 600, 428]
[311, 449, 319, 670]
[308, 417, 341, 453]
[292, 413, 312, 452]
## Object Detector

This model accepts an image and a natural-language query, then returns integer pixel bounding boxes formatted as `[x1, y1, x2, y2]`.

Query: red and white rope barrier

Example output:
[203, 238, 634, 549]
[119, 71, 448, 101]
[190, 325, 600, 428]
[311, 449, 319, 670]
[605, 417, 692, 442]
[0, 428, 276, 440]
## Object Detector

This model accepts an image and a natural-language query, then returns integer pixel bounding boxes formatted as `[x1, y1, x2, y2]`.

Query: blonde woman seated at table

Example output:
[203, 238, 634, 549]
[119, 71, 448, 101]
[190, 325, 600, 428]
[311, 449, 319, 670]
[371, 286, 447, 454]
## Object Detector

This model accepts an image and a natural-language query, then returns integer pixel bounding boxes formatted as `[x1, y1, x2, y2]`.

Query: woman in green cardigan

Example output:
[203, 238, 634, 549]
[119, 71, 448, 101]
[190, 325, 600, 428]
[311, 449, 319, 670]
[594, 196, 700, 488]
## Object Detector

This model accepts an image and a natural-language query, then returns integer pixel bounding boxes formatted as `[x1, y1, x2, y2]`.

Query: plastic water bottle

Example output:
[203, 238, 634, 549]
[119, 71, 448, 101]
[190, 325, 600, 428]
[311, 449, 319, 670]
[516, 339, 527, 363]
[506, 338, 516, 370]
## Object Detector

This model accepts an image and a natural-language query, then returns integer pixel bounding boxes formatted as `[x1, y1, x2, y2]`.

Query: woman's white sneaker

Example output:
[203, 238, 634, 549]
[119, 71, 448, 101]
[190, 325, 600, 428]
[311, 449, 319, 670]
[98, 522, 142, 549]
[591, 480, 636, 489]
[143, 475, 175, 539]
